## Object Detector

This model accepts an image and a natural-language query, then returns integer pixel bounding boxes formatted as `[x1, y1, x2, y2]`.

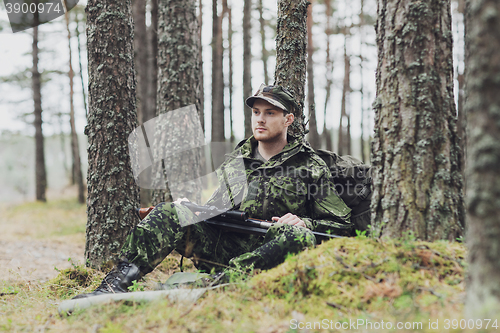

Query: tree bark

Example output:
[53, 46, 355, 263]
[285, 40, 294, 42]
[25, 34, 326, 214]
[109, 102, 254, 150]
[151, 0, 203, 204]
[211, 0, 225, 144]
[258, 0, 269, 85]
[371, 0, 464, 240]
[85, 0, 140, 269]
[274, 0, 308, 137]
[32, 17, 47, 203]
[132, 0, 151, 207]
[64, 0, 85, 204]
[147, 0, 158, 122]
[133, 0, 148, 126]
[224, 1, 235, 144]
[323, 0, 333, 151]
[359, 0, 366, 162]
[464, 0, 500, 319]
[243, 0, 252, 138]
[306, 0, 320, 149]
[198, 0, 204, 131]
[339, 38, 351, 156]
[74, 9, 88, 118]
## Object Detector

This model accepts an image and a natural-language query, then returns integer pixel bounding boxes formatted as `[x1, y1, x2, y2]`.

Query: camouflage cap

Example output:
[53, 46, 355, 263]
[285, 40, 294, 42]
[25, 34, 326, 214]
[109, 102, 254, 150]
[245, 84, 297, 113]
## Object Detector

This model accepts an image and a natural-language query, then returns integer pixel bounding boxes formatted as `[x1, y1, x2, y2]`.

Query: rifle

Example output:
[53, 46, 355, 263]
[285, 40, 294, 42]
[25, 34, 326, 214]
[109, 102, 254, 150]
[136, 202, 343, 240]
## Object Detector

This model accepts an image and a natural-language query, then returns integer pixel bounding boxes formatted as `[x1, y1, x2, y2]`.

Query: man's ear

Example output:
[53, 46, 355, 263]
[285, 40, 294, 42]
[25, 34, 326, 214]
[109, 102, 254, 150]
[284, 113, 294, 126]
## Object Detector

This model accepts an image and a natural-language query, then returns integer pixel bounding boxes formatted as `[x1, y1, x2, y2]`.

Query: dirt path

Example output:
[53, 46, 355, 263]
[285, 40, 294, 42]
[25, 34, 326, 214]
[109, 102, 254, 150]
[0, 239, 85, 282]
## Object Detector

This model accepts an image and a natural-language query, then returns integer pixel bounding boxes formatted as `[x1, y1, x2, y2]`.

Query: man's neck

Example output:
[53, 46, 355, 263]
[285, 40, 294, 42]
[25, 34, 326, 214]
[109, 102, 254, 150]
[257, 137, 288, 161]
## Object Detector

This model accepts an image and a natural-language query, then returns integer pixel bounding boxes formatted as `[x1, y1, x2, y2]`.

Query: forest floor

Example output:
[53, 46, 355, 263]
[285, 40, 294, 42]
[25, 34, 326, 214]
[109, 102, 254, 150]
[0, 197, 494, 333]
[0, 199, 86, 283]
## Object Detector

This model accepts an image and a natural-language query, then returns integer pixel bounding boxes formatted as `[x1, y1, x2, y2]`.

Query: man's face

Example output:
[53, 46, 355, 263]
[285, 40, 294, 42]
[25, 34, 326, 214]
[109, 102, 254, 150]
[251, 99, 294, 142]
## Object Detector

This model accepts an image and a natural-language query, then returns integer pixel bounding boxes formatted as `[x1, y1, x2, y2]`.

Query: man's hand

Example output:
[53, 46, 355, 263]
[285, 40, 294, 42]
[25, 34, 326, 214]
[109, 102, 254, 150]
[272, 213, 308, 229]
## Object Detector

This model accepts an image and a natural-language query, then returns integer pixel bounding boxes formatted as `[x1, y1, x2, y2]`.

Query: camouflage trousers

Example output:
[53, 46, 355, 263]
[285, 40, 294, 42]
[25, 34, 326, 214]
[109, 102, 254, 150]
[120, 202, 316, 274]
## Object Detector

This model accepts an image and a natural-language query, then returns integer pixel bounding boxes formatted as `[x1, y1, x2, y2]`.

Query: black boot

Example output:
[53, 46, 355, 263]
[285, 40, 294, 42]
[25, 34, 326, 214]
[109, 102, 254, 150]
[73, 260, 143, 299]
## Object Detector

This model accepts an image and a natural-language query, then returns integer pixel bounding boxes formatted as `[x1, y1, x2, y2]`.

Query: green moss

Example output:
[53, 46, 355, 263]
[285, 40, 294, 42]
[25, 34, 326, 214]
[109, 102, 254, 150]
[46, 263, 104, 299]
[249, 237, 465, 318]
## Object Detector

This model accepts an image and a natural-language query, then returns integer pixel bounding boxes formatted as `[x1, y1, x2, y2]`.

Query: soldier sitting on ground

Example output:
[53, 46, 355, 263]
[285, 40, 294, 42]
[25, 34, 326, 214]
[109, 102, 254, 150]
[74, 84, 352, 299]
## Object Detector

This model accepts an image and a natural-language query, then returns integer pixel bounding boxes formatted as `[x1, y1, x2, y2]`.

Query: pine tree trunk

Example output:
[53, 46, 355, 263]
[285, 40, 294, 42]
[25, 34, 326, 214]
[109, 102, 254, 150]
[147, 0, 158, 122]
[274, 0, 308, 136]
[306, 0, 320, 149]
[64, 0, 85, 204]
[371, 0, 464, 240]
[339, 38, 351, 156]
[198, 0, 204, 131]
[243, 0, 252, 138]
[359, 0, 366, 162]
[151, 0, 203, 204]
[32, 19, 47, 203]
[133, 0, 148, 125]
[132, 0, 151, 207]
[85, 0, 140, 269]
[258, 0, 269, 85]
[74, 11, 88, 118]
[323, 0, 333, 151]
[225, 2, 235, 144]
[464, 0, 500, 319]
[211, 0, 225, 144]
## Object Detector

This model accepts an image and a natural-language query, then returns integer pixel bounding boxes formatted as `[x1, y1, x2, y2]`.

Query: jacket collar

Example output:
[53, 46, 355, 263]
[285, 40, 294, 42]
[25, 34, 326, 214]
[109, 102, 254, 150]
[230, 135, 313, 166]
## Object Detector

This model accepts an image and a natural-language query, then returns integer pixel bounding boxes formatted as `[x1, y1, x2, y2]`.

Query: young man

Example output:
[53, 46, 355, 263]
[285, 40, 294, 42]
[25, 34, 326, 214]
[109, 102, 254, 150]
[74, 84, 352, 298]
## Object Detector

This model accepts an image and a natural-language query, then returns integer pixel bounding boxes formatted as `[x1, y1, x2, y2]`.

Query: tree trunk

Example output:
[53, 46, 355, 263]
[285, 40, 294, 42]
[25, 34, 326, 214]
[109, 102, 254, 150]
[243, 0, 252, 138]
[150, 0, 203, 204]
[323, 0, 333, 151]
[225, 1, 235, 145]
[32, 18, 47, 203]
[147, 0, 158, 123]
[211, 0, 225, 144]
[359, 0, 366, 162]
[64, 0, 85, 204]
[133, 0, 148, 126]
[371, 0, 464, 240]
[306, 0, 320, 149]
[198, 0, 205, 131]
[258, 0, 269, 85]
[74, 10, 88, 118]
[339, 38, 351, 156]
[464, 0, 500, 319]
[85, 0, 140, 269]
[132, 0, 151, 207]
[274, 0, 308, 137]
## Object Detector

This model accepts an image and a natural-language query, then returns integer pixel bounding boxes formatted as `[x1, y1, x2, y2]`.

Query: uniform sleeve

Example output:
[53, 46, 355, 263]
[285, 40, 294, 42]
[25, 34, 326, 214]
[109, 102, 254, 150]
[301, 168, 353, 236]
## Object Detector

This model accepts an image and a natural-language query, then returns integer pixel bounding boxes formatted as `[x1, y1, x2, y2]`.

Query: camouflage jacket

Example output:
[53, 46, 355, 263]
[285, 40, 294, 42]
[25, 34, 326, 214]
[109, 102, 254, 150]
[205, 136, 353, 236]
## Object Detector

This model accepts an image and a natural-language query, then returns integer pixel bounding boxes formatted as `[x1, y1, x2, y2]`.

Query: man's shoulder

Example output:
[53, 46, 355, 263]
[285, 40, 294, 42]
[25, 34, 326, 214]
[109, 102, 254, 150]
[287, 142, 331, 170]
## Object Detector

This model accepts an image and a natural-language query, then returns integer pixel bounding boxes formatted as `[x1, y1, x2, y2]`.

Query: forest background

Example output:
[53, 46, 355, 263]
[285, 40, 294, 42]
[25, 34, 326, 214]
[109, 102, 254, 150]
[2, 0, 499, 330]
[0, 0, 466, 203]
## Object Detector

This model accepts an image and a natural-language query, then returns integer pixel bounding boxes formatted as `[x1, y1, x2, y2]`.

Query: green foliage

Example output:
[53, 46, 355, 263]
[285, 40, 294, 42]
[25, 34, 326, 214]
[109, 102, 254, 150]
[127, 280, 145, 292]
[355, 229, 368, 239]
